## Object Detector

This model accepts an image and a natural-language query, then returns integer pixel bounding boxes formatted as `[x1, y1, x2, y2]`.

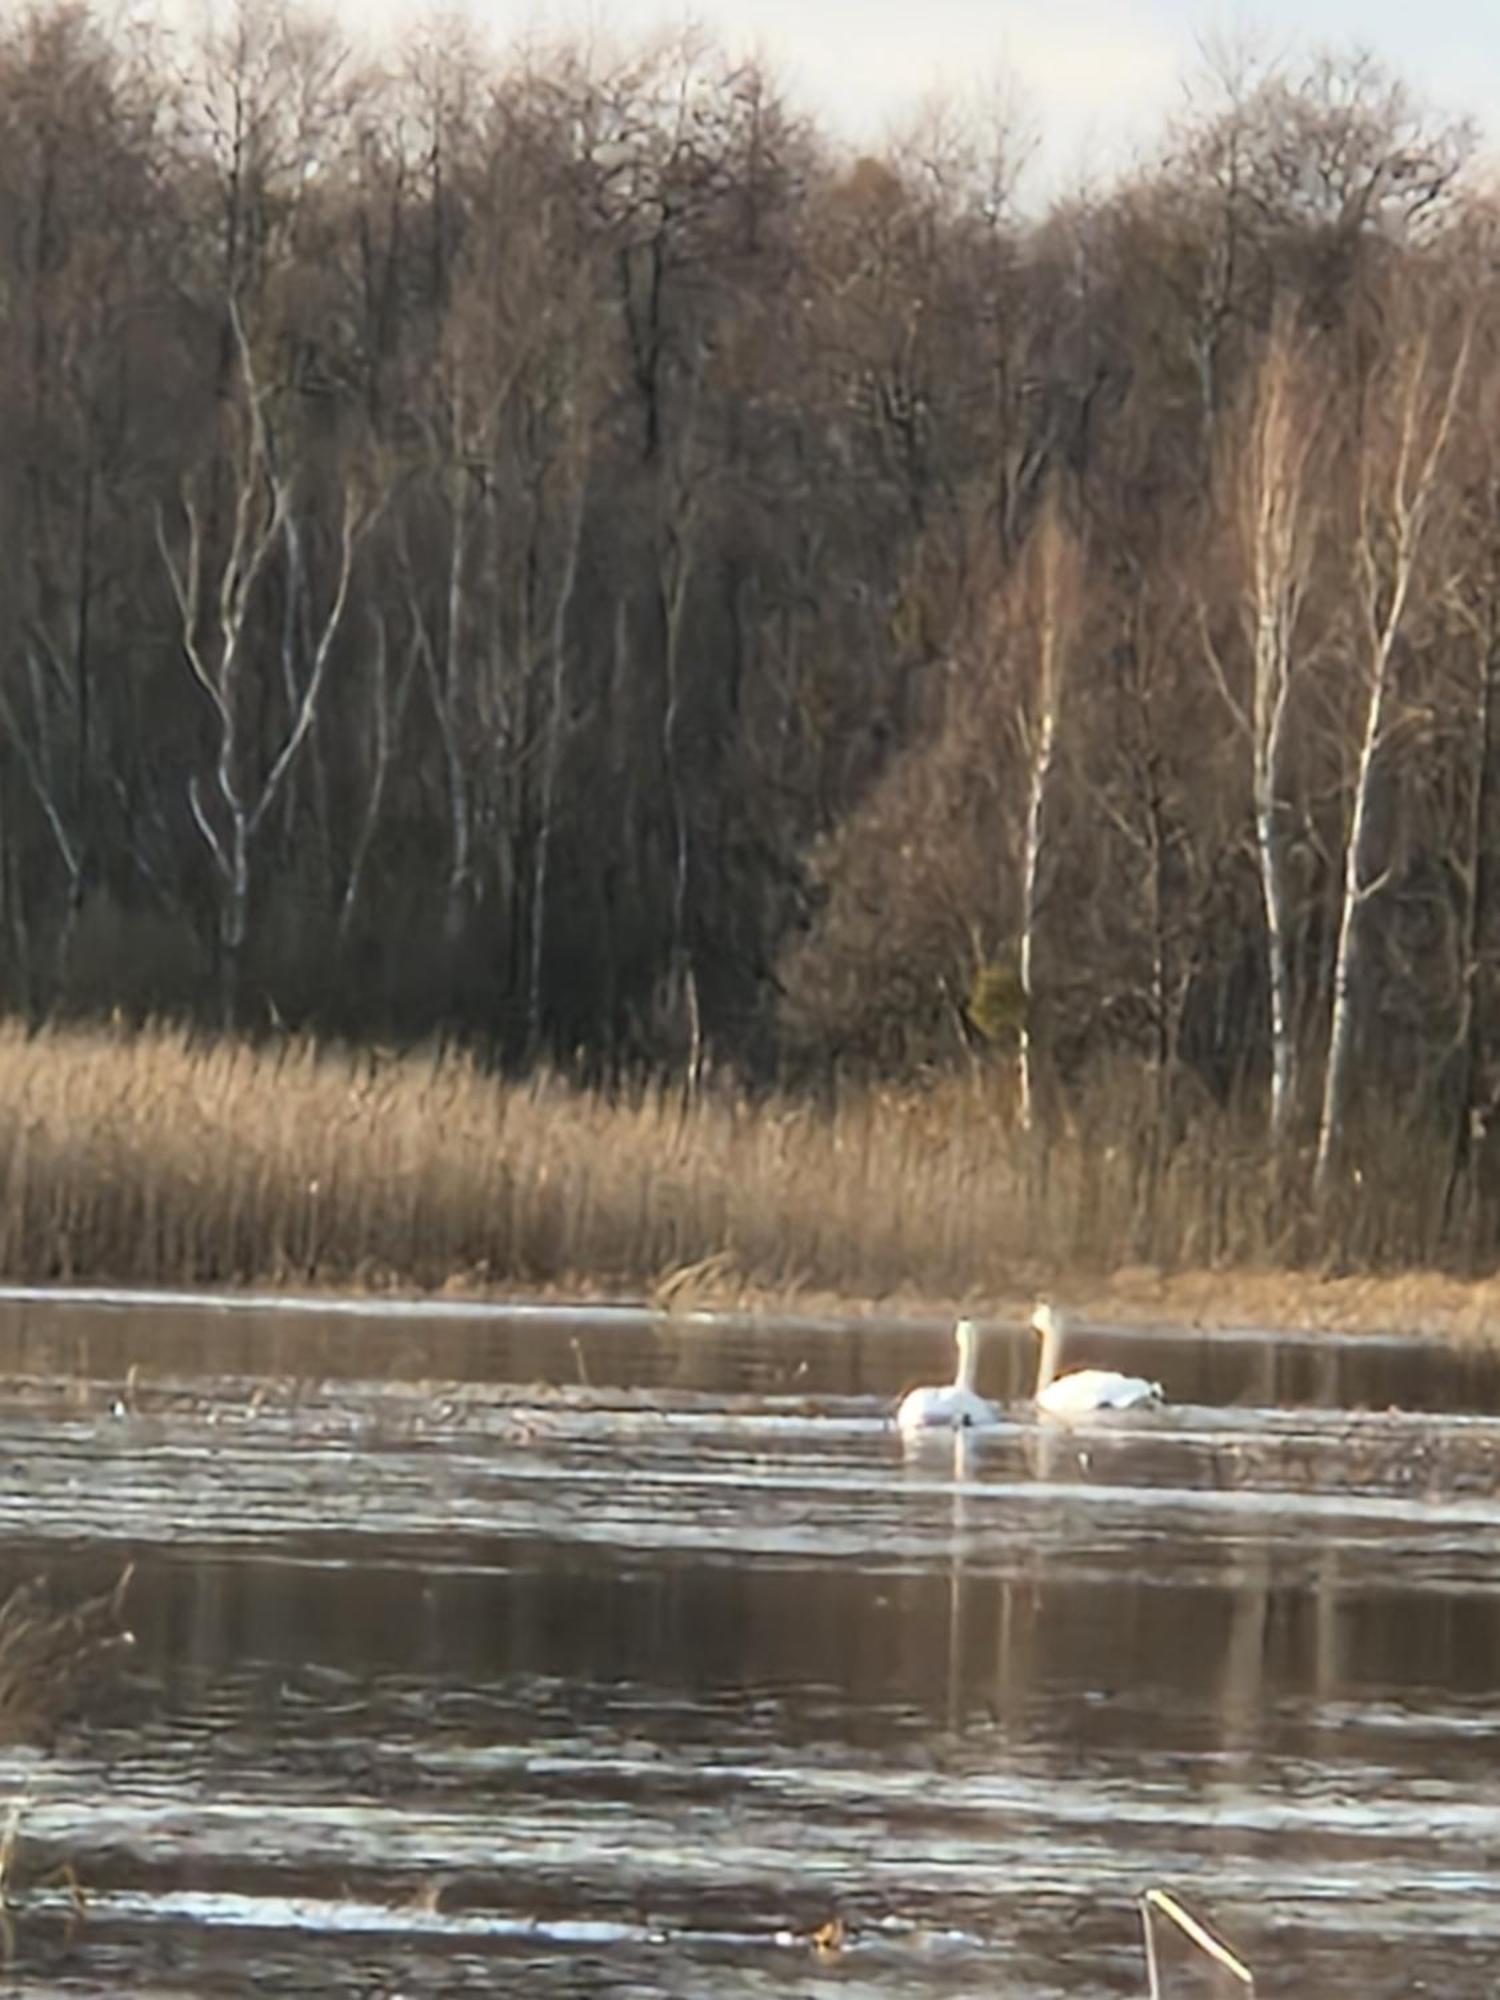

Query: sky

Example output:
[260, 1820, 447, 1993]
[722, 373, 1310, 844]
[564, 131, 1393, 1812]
[455, 0, 1500, 189]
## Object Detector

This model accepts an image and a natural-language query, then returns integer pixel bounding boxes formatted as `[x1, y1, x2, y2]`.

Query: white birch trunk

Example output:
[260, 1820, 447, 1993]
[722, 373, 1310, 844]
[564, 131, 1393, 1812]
[158, 308, 370, 1024]
[1015, 506, 1077, 1133]
[1247, 327, 1316, 1153]
[1017, 697, 1056, 1135]
[1314, 669, 1387, 1198]
[1313, 318, 1472, 1199]
[1253, 642, 1298, 1151]
[160, 317, 282, 1024]
[1205, 317, 1320, 1153]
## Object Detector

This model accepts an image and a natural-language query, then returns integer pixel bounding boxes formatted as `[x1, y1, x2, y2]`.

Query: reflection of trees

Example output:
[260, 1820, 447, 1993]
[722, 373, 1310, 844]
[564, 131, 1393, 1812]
[1220, 1532, 1271, 1759]
[945, 1429, 972, 1732]
[987, 1411, 1360, 1774]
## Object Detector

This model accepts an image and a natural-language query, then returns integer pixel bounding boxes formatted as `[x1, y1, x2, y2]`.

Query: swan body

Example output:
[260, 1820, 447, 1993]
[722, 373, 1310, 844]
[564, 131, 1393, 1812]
[896, 1318, 1002, 1433]
[1031, 1302, 1163, 1418]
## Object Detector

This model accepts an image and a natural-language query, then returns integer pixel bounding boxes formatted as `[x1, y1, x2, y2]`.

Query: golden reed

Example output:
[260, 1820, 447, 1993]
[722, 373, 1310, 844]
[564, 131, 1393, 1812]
[0, 1023, 1463, 1297]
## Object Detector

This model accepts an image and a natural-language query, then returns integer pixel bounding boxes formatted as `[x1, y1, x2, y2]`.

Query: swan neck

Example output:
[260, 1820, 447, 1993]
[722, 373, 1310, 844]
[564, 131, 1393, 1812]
[1035, 1322, 1060, 1397]
[954, 1323, 978, 1393]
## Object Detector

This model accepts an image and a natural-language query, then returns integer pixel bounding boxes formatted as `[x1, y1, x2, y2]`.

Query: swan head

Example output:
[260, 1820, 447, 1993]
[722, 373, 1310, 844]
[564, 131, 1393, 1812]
[1030, 1300, 1064, 1340]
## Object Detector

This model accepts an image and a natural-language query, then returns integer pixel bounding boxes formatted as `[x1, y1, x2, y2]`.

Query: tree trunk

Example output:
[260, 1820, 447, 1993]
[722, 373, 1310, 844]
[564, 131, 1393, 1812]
[526, 473, 589, 1057]
[1442, 613, 1500, 1236]
[1015, 504, 1077, 1134]
[1312, 665, 1387, 1198]
[441, 454, 473, 947]
[1314, 315, 1470, 1202]
[1255, 772, 1297, 1152]
[1017, 695, 1056, 1135]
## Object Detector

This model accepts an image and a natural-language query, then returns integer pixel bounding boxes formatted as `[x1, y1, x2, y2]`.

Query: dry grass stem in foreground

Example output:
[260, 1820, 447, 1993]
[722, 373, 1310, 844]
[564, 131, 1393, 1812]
[0, 1022, 1482, 1302]
[0, 1566, 135, 1746]
[1140, 1888, 1254, 1997]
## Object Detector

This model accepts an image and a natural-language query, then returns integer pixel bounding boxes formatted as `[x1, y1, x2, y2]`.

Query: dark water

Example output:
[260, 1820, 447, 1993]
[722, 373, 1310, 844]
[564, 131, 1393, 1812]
[0, 1289, 1496, 1994]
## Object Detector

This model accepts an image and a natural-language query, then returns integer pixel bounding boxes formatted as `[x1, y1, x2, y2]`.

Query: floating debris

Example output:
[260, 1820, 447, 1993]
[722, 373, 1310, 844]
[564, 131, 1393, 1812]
[811, 1914, 846, 1959]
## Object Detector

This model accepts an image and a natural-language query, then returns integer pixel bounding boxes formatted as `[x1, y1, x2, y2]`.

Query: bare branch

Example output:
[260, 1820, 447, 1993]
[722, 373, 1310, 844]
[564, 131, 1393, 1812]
[187, 774, 231, 883]
[1196, 603, 1250, 737]
[249, 484, 374, 838]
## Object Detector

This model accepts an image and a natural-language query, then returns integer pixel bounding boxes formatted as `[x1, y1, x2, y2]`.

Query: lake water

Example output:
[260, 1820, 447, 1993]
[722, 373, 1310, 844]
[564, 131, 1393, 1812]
[0, 1288, 1495, 1994]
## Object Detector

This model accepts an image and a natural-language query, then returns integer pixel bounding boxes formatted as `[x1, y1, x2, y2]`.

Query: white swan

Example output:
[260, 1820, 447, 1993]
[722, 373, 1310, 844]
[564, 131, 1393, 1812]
[896, 1318, 1002, 1433]
[1031, 1301, 1163, 1418]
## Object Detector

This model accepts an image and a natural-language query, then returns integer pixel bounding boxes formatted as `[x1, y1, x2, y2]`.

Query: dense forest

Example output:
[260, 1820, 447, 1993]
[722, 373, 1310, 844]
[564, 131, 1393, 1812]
[2, 4, 1500, 1216]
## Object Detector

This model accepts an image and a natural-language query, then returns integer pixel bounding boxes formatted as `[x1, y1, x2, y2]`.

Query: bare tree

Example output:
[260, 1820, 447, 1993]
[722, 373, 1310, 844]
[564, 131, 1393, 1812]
[1082, 560, 1220, 1128]
[0, 644, 85, 997]
[1205, 311, 1327, 1151]
[1313, 290, 1473, 1198]
[1011, 499, 1081, 1131]
[157, 310, 375, 1022]
[336, 600, 417, 944]
[1436, 517, 1500, 1231]
[524, 440, 593, 1055]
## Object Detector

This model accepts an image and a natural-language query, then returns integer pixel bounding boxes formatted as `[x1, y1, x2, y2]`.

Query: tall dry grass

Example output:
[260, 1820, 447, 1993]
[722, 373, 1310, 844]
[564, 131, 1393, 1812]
[0, 1022, 1469, 1298]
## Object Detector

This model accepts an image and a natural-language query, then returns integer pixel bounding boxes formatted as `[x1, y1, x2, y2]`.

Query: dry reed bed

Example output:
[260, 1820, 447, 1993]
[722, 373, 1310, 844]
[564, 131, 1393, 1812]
[0, 1023, 1467, 1299]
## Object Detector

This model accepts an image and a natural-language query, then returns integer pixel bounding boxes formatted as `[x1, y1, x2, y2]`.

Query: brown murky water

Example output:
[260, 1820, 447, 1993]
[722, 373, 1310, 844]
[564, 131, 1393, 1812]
[0, 1288, 1495, 1994]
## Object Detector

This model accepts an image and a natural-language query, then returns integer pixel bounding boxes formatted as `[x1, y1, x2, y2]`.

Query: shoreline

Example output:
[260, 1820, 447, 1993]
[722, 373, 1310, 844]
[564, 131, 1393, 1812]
[429, 1261, 1500, 1341]
[0, 1021, 1495, 1341]
[475, 1265, 1500, 1341]
[6, 1264, 1498, 1344]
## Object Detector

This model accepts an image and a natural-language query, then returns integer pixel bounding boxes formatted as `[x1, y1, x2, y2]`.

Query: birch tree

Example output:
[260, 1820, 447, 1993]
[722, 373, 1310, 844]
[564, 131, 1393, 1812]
[157, 312, 375, 1023]
[1312, 297, 1473, 1199]
[1437, 529, 1500, 1231]
[1429, 274, 1500, 1230]
[0, 644, 86, 997]
[336, 601, 417, 945]
[1208, 314, 1326, 1152]
[1014, 501, 1081, 1133]
[523, 430, 593, 1056]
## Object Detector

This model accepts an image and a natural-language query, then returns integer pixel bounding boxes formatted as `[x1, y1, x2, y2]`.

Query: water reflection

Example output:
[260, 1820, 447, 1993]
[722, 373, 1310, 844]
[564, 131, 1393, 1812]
[0, 1296, 1489, 1992]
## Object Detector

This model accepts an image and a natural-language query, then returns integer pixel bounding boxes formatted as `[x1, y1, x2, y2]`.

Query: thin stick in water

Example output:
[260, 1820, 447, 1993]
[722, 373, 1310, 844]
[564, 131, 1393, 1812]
[1139, 1887, 1254, 1993]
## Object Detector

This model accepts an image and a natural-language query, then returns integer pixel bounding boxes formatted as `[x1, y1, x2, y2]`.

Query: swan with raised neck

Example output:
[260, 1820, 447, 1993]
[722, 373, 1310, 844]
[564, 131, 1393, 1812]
[1030, 1300, 1164, 1417]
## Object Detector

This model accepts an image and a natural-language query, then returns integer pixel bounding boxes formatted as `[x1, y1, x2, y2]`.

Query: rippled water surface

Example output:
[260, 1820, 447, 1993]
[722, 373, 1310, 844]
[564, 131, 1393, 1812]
[0, 1288, 1495, 1994]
